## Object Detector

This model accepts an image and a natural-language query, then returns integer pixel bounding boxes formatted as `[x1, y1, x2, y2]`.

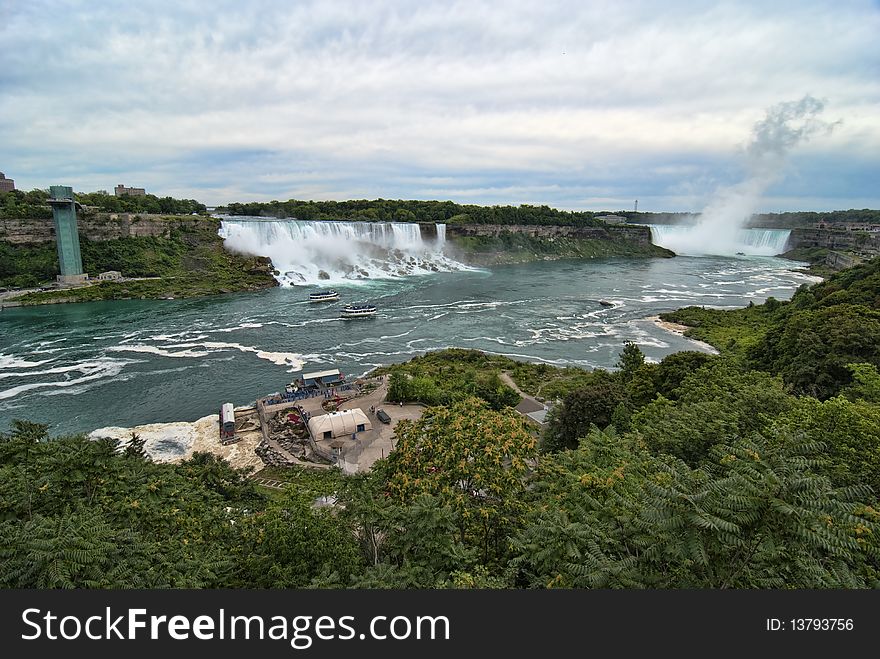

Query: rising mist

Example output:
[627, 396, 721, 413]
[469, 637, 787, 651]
[652, 96, 837, 256]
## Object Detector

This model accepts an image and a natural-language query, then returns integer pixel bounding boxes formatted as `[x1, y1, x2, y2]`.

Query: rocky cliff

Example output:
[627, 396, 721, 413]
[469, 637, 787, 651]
[444, 223, 671, 265]
[0, 213, 207, 244]
[445, 223, 654, 244]
[788, 227, 880, 253]
[0, 214, 277, 299]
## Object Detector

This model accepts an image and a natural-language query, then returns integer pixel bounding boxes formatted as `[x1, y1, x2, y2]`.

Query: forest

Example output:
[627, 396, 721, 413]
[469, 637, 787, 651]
[0, 189, 206, 219]
[222, 198, 605, 226]
[2, 258, 879, 588]
[221, 197, 880, 229]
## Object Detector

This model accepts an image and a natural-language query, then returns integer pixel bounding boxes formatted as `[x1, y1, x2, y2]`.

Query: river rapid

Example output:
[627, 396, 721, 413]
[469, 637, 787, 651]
[0, 245, 818, 435]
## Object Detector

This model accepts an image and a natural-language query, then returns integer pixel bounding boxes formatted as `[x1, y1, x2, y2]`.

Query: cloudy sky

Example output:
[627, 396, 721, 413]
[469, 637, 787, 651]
[1, 0, 878, 211]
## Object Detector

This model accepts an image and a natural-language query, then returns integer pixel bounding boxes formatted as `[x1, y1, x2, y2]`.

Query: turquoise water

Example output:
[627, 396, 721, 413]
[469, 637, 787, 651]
[0, 255, 817, 435]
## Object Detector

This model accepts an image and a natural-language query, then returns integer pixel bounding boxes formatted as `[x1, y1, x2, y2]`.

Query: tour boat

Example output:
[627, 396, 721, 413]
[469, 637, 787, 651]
[309, 289, 339, 302]
[341, 303, 377, 318]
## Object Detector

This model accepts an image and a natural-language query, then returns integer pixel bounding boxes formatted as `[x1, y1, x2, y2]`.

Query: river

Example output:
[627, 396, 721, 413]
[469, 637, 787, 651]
[0, 242, 818, 435]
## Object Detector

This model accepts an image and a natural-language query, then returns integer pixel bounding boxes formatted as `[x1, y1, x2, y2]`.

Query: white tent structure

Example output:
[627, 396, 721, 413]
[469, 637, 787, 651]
[309, 409, 372, 440]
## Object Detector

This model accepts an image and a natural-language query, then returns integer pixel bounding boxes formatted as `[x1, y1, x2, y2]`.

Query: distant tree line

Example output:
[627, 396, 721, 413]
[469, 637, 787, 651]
[77, 191, 207, 215]
[222, 199, 606, 227]
[612, 209, 880, 228]
[0, 190, 53, 219]
[0, 189, 206, 220]
[748, 209, 880, 228]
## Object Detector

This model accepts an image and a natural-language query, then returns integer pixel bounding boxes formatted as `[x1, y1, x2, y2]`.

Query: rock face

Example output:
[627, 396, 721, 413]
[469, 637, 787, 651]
[788, 228, 880, 253]
[825, 251, 862, 271]
[0, 213, 210, 244]
[444, 223, 654, 244]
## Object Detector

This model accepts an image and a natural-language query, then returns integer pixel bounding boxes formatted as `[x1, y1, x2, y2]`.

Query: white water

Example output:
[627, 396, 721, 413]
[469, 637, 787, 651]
[219, 218, 468, 285]
[649, 225, 792, 256]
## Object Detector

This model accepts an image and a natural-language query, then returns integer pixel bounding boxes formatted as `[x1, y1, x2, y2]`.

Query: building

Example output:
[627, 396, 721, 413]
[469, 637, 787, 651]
[0, 172, 14, 193]
[308, 409, 372, 440]
[596, 215, 628, 225]
[291, 368, 345, 391]
[97, 270, 122, 281]
[514, 397, 551, 427]
[219, 403, 239, 444]
[47, 185, 88, 284]
[114, 184, 146, 197]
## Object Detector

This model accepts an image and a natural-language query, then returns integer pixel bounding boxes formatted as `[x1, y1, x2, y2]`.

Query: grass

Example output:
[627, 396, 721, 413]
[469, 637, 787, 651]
[371, 347, 602, 406]
[659, 304, 780, 357]
[5, 218, 276, 303]
[506, 362, 603, 401]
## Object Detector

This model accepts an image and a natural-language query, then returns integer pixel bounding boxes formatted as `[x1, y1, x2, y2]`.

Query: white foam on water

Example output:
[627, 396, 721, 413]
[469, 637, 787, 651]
[110, 340, 306, 372]
[0, 360, 117, 380]
[0, 354, 54, 370]
[108, 345, 214, 359]
[208, 322, 264, 333]
[0, 359, 128, 401]
[147, 333, 210, 342]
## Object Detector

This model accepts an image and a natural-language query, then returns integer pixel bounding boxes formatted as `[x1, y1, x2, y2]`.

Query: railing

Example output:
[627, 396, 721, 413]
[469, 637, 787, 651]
[261, 383, 359, 407]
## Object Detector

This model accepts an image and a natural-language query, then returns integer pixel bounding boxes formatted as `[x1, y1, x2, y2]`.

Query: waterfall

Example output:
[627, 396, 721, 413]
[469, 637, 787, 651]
[648, 225, 791, 256]
[219, 218, 468, 286]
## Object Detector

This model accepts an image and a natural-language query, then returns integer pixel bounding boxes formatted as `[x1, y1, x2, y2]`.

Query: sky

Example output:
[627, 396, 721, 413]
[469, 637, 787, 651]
[1, 0, 878, 212]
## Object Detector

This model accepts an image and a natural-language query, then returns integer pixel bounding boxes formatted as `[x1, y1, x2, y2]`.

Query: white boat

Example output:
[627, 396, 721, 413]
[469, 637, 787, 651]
[309, 289, 339, 302]
[341, 303, 377, 318]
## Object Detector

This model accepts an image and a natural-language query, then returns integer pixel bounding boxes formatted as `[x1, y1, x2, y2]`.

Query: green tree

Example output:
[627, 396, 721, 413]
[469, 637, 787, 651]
[751, 304, 880, 399]
[769, 396, 880, 495]
[378, 398, 536, 564]
[653, 351, 717, 399]
[543, 370, 625, 451]
[841, 363, 880, 403]
[632, 362, 792, 465]
[233, 489, 362, 588]
[512, 427, 879, 588]
[616, 341, 645, 382]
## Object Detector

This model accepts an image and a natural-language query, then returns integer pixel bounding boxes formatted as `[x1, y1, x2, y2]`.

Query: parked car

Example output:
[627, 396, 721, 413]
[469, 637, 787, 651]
[376, 408, 391, 424]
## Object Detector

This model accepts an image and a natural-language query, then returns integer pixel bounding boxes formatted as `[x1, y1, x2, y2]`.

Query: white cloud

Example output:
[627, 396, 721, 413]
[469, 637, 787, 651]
[1, 0, 878, 210]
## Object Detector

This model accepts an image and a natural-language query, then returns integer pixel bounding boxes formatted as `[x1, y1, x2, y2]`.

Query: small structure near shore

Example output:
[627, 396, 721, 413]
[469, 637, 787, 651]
[97, 270, 122, 281]
[308, 408, 372, 440]
[289, 368, 345, 392]
[219, 402, 241, 445]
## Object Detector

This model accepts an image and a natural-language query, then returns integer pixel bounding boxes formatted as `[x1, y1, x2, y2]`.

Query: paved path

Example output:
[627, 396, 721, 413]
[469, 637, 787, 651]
[332, 378, 425, 473]
[500, 372, 544, 408]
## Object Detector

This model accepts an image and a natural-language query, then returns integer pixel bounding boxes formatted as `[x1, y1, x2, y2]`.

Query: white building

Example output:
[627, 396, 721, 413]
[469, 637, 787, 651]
[596, 215, 628, 225]
[97, 271, 122, 281]
[308, 409, 372, 439]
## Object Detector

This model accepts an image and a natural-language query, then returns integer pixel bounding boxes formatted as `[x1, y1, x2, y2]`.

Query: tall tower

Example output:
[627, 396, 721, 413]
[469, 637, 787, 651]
[47, 185, 88, 284]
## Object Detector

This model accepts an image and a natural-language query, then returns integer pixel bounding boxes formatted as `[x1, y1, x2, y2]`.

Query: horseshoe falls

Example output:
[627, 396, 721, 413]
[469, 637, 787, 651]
[219, 218, 466, 285]
[649, 225, 792, 257]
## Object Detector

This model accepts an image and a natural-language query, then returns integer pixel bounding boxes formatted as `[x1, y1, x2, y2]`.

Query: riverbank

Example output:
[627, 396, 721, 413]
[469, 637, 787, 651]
[89, 411, 265, 471]
[647, 316, 720, 355]
[1, 216, 277, 305]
